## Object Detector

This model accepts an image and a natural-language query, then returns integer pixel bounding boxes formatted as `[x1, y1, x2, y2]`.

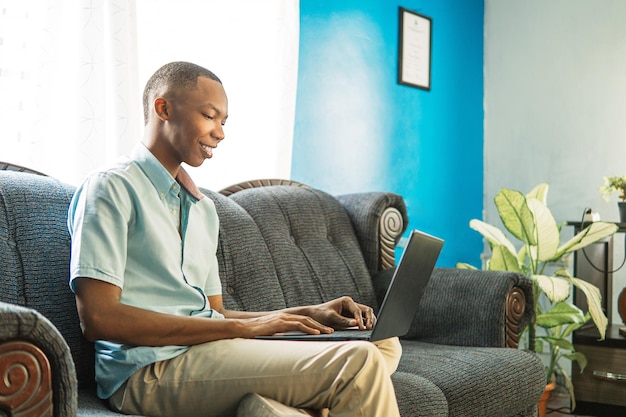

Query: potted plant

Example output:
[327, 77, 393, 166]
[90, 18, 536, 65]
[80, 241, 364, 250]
[458, 183, 618, 413]
[599, 175, 626, 222]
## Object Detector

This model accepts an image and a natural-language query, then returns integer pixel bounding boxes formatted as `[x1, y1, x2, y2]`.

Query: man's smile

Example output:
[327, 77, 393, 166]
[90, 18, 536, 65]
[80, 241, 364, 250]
[200, 142, 214, 158]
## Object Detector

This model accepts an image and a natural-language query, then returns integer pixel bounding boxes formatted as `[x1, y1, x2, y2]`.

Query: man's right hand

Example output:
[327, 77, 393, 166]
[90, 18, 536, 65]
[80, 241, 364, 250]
[239, 312, 334, 337]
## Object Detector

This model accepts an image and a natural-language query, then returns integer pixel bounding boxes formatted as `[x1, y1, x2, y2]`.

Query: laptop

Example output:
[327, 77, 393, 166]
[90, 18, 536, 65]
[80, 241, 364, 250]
[256, 229, 444, 342]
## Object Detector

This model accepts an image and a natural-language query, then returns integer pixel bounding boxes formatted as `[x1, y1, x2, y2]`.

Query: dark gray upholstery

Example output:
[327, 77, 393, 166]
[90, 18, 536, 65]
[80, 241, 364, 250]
[392, 372, 448, 417]
[410, 268, 534, 347]
[0, 169, 545, 417]
[336, 192, 409, 275]
[398, 341, 543, 416]
[222, 186, 378, 310]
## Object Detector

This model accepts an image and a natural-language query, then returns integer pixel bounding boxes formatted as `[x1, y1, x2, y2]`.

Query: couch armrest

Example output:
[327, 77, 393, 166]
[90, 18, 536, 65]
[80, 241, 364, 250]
[0, 301, 78, 417]
[335, 192, 408, 275]
[404, 268, 534, 349]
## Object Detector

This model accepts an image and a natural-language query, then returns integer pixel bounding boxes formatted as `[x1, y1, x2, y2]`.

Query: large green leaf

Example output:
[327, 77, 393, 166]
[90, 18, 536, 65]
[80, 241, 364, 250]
[533, 274, 570, 303]
[567, 273, 608, 339]
[562, 320, 587, 338]
[469, 219, 518, 256]
[538, 335, 575, 351]
[526, 183, 549, 205]
[536, 302, 586, 328]
[526, 197, 560, 262]
[556, 222, 618, 257]
[565, 351, 588, 372]
[516, 245, 532, 275]
[560, 368, 577, 410]
[494, 189, 537, 245]
[488, 245, 522, 272]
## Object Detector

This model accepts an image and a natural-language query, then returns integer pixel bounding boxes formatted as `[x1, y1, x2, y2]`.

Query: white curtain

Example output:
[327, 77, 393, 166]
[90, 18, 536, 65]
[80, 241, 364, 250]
[0, 0, 140, 184]
[135, 0, 300, 190]
[0, 0, 299, 189]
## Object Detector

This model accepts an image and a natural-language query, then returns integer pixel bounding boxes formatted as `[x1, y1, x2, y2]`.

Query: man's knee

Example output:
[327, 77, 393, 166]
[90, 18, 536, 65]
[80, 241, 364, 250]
[374, 337, 402, 374]
[341, 341, 388, 373]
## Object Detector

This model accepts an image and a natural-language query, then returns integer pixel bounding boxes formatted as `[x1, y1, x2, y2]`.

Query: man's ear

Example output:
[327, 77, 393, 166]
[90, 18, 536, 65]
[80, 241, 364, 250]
[154, 98, 169, 121]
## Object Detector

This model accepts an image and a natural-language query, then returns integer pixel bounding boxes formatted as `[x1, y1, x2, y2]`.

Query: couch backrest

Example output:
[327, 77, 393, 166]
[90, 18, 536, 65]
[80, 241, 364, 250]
[204, 185, 378, 311]
[0, 171, 95, 386]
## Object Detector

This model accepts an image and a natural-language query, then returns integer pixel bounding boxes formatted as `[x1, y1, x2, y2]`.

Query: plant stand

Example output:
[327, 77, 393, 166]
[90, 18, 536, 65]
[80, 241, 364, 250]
[619, 201, 626, 223]
[572, 324, 626, 416]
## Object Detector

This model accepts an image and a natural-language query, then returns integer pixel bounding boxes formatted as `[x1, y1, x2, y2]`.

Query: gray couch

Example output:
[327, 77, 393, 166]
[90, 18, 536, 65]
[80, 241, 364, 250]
[0, 166, 545, 417]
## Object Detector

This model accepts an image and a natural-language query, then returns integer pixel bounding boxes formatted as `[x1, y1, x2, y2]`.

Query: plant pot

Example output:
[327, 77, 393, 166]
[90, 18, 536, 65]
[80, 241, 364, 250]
[619, 202, 626, 223]
[538, 381, 557, 417]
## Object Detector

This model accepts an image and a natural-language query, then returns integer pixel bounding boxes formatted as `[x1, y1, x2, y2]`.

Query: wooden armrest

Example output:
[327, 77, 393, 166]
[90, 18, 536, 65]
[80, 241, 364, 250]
[505, 286, 527, 349]
[379, 206, 404, 270]
[0, 340, 53, 417]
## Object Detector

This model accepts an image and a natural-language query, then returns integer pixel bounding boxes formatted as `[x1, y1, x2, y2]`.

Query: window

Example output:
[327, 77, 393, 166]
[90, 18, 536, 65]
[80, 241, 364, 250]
[0, 0, 299, 189]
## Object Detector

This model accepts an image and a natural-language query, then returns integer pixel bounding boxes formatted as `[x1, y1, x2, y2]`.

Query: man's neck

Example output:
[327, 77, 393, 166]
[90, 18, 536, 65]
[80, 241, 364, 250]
[141, 129, 180, 178]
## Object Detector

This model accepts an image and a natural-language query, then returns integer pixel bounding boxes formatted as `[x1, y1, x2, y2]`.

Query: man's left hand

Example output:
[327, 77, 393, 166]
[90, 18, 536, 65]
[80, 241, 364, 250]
[308, 297, 376, 330]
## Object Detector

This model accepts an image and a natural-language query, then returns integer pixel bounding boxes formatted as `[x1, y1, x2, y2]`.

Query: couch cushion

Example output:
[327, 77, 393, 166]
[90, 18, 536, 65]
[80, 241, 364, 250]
[391, 372, 448, 417]
[398, 340, 545, 417]
[0, 171, 94, 387]
[201, 188, 289, 312]
[220, 185, 377, 310]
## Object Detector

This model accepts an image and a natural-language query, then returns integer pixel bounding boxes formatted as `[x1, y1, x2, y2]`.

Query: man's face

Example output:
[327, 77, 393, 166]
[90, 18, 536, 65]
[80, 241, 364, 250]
[165, 76, 229, 168]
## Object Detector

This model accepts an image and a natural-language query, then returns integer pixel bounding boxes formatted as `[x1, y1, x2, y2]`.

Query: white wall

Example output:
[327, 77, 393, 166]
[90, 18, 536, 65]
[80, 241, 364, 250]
[485, 0, 626, 325]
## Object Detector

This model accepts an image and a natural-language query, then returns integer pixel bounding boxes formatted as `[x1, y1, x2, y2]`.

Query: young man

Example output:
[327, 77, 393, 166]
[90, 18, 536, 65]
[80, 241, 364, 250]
[68, 61, 401, 417]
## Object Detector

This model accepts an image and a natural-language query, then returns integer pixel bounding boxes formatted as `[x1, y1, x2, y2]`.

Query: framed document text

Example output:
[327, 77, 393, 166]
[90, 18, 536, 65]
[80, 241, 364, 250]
[398, 8, 432, 90]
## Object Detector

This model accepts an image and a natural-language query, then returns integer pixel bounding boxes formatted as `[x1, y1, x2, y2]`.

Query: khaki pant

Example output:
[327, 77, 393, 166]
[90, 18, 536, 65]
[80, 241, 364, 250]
[109, 337, 402, 417]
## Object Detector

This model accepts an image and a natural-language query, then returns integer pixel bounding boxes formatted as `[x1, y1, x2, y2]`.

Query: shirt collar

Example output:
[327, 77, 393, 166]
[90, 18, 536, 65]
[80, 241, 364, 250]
[131, 143, 204, 201]
[131, 143, 178, 199]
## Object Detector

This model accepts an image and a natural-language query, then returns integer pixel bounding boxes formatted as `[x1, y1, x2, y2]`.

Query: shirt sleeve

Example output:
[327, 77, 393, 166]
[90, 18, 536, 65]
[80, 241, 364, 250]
[68, 172, 132, 292]
[203, 254, 222, 296]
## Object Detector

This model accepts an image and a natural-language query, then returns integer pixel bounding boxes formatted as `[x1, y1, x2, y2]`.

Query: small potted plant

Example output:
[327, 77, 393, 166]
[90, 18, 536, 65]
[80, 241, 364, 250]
[458, 183, 618, 415]
[599, 175, 626, 222]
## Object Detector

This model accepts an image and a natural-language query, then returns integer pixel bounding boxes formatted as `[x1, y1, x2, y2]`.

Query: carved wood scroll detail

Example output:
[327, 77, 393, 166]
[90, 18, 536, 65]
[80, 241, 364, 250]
[0, 341, 53, 417]
[379, 207, 404, 270]
[505, 287, 526, 349]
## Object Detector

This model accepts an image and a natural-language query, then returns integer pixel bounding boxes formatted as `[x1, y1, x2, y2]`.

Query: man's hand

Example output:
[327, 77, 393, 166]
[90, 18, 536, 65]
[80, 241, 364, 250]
[307, 297, 376, 330]
[241, 312, 334, 337]
[221, 296, 376, 336]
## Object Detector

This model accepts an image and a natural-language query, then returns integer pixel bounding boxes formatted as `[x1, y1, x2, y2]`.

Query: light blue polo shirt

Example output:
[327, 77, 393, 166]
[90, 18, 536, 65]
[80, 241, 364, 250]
[68, 143, 224, 399]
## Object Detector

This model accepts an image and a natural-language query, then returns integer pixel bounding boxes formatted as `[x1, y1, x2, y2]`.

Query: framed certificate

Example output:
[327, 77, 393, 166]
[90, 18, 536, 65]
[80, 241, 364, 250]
[398, 8, 432, 90]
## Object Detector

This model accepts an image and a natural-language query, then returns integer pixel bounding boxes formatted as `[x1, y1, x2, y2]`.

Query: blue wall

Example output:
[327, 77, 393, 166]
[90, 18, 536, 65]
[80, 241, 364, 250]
[293, 0, 485, 267]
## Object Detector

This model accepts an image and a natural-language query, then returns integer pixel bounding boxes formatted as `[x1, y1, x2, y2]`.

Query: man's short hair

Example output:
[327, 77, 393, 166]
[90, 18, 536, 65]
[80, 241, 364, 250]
[142, 61, 222, 125]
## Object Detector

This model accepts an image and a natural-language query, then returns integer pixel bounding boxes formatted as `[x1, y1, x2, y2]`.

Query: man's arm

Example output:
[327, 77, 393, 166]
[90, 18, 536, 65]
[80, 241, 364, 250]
[74, 278, 333, 346]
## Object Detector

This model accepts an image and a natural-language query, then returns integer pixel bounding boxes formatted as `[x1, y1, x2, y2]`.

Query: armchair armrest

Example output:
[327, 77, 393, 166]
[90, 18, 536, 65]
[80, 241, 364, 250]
[404, 268, 534, 349]
[336, 192, 408, 275]
[0, 301, 78, 417]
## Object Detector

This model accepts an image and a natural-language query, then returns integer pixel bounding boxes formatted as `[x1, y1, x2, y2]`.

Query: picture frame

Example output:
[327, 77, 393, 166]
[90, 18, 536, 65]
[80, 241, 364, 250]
[398, 7, 432, 90]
